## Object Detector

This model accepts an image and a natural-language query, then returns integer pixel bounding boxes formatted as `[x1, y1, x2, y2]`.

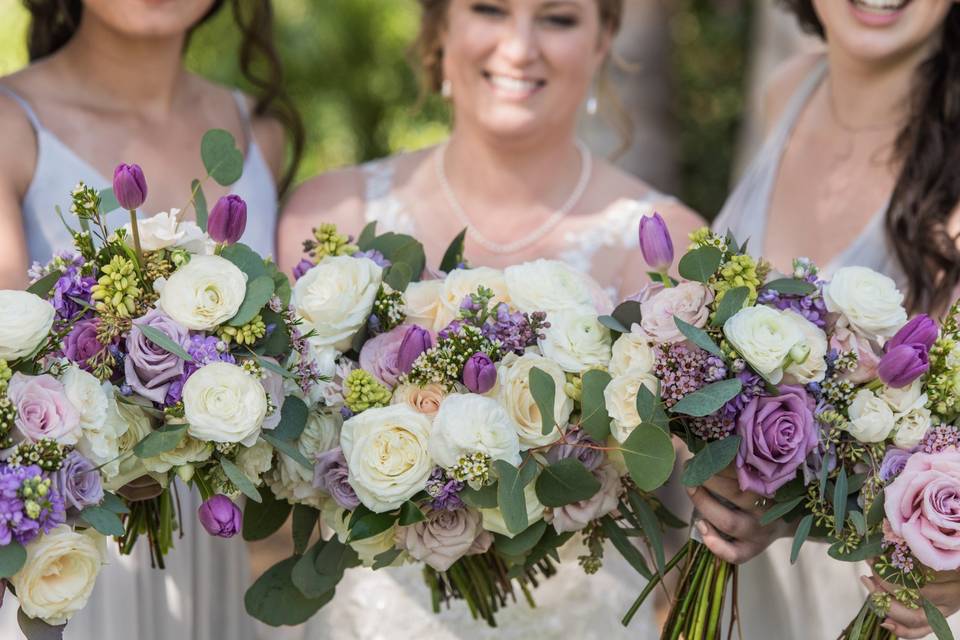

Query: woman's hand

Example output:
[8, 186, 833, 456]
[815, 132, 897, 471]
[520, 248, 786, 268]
[686, 465, 790, 564]
[117, 475, 164, 502]
[863, 572, 960, 638]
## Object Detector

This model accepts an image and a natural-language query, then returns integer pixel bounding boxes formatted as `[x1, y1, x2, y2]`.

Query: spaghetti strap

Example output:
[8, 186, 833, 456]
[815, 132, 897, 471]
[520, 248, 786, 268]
[0, 84, 43, 131]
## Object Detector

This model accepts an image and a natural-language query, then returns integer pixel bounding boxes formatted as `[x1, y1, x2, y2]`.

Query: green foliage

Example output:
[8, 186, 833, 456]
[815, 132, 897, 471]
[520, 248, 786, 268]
[133, 423, 188, 458]
[682, 435, 741, 487]
[0, 541, 26, 578]
[534, 459, 601, 507]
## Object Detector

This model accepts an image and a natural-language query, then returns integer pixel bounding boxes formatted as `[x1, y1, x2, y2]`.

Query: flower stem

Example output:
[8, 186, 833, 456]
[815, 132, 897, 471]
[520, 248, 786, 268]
[128, 209, 144, 265]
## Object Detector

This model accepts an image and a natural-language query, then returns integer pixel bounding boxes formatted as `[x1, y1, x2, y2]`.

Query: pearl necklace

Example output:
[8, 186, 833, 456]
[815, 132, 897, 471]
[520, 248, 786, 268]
[435, 139, 593, 255]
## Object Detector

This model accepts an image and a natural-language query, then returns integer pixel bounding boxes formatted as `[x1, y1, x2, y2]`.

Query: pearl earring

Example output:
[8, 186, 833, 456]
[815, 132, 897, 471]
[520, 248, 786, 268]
[586, 88, 598, 116]
[441, 79, 452, 99]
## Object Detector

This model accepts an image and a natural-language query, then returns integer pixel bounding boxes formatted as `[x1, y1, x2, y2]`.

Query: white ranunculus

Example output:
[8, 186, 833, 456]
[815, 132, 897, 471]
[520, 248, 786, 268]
[236, 439, 275, 486]
[609, 328, 655, 377]
[403, 280, 445, 333]
[538, 309, 612, 373]
[101, 396, 159, 490]
[495, 353, 572, 449]
[723, 306, 804, 384]
[846, 389, 896, 443]
[123, 209, 212, 254]
[158, 255, 247, 330]
[880, 379, 926, 414]
[480, 483, 545, 538]
[503, 259, 596, 314]
[184, 362, 267, 447]
[430, 394, 522, 468]
[781, 310, 829, 385]
[0, 290, 54, 360]
[294, 255, 383, 351]
[823, 266, 907, 339]
[61, 365, 108, 433]
[340, 404, 433, 513]
[604, 371, 660, 443]
[436, 267, 510, 329]
[893, 406, 932, 449]
[11, 525, 106, 625]
[142, 432, 214, 474]
[639, 282, 713, 344]
[268, 410, 340, 508]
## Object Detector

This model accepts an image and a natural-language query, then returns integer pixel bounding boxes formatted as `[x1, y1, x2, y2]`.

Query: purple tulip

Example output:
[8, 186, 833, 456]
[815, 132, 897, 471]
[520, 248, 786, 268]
[887, 314, 938, 351]
[197, 495, 242, 538]
[462, 352, 497, 394]
[397, 326, 433, 373]
[878, 343, 929, 389]
[208, 195, 248, 245]
[639, 212, 674, 272]
[292, 258, 315, 281]
[113, 163, 148, 210]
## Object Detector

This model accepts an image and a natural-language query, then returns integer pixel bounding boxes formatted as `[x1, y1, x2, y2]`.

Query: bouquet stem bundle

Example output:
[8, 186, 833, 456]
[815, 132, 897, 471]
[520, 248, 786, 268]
[839, 599, 895, 640]
[120, 489, 180, 569]
[661, 541, 736, 640]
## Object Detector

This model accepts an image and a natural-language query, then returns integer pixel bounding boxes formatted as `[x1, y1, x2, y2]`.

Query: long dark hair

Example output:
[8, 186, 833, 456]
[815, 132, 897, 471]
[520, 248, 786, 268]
[779, 1, 960, 314]
[21, 0, 305, 196]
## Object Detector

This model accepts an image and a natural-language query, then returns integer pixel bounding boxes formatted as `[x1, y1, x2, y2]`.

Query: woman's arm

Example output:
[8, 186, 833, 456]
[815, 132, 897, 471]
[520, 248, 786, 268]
[0, 91, 39, 288]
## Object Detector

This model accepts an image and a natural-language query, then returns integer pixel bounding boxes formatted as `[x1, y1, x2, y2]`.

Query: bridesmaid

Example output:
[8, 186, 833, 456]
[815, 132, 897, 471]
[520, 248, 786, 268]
[278, 1, 703, 638]
[0, 1, 302, 638]
[696, 1, 960, 638]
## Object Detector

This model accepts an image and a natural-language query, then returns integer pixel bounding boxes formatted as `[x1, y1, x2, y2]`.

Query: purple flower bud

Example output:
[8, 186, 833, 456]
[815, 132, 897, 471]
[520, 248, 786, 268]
[113, 163, 148, 210]
[397, 325, 432, 373]
[208, 195, 247, 245]
[638, 212, 674, 271]
[462, 352, 496, 394]
[292, 258, 315, 281]
[887, 314, 938, 351]
[878, 343, 929, 389]
[197, 495, 242, 538]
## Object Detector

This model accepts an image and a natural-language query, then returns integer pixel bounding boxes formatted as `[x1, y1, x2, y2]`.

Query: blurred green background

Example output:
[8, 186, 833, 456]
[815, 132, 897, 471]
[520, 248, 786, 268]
[0, 0, 758, 219]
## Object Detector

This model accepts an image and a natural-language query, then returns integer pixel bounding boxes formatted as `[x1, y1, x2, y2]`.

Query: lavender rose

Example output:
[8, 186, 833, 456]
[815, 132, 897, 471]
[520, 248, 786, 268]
[395, 506, 489, 571]
[880, 447, 913, 483]
[548, 463, 622, 533]
[358, 324, 410, 388]
[735, 385, 818, 497]
[8, 373, 81, 445]
[314, 447, 360, 510]
[63, 320, 103, 371]
[55, 451, 104, 511]
[125, 310, 189, 404]
[639, 282, 713, 344]
[546, 427, 604, 472]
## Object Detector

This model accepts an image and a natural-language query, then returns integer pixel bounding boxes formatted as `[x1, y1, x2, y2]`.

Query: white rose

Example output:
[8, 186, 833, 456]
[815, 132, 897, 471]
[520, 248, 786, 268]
[184, 362, 267, 447]
[504, 259, 596, 313]
[781, 310, 828, 385]
[76, 385, 126, 482]
[823, 266, 907, 339]
[723, 306, 804, 384]
[340, 404, 433, 513]
[609, 328, 655, 377]
[496, 353, 572, 449]
[604, 371, 660, 443]
[893, 406, 932, 449]
[142, 433, 214, 474]
[403, 280, 445, 333]
[11, 525, 106, 625]
[639, 282, 713, 344]
[236, 439, 275, 486]
[538, 309, 612, 373]
[61, 366, 108, 432]
[123, 209, 212, 254]
[268, 411, 340, 508]
[430, 394, 521, 468]
[158, 255, 247, 330]
[294, 255, 383, 351]
[846, 389, 896, 443]
[880, 379, 926, 414]
[102, 397, 160, 490]
[480, 483, 545, 538]
[0, 290, 54, 360]
[436, 267, 510, 329]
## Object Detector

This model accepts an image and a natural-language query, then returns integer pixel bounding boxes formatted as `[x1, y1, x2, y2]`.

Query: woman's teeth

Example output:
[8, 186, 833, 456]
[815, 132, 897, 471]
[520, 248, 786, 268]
[487, 74, 542, 93]
[852, 0, 909, 12]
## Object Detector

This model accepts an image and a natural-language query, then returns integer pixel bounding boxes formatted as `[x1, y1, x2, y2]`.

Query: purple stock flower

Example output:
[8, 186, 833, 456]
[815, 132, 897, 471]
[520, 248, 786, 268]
[55, 451, 104, 512]
[292, 258, 315, 281]
[314, 447, 360, 510]
[125, 310, 189, 404]
[0, 464, 66, 546]
[63, 319, 104, 370]
[638, 212, 674, 271]
[462, 352, 496, 394]
[887, 315, 938, 351]
[878, 343, 929, 389]
[208, 195, 247, 245]
[113, 163, 147, 210]
[197, 495, 242, 538]
[52, 266, 96, 322]
[880, 447, 913, 483]
[185, 335, 235, 374]
[425, 467, 465, 511]
[353, 250, 391, 269]
[397, 326, 433, 373]
[481, 303, 547, 354]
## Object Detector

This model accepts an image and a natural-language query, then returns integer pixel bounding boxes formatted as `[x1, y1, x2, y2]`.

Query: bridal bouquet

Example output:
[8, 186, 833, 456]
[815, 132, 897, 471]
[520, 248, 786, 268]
[2, 130, 310, 636]
[243, 223, 680, 627]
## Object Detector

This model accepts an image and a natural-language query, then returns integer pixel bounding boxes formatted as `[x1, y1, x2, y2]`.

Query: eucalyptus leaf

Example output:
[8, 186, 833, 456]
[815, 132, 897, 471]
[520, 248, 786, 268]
[0, 542, 26, 578]
[628, 491, 665, 573]
[923, 598, 954, 640]
[26, 271, 61, 298]
[866, 490, 886, 528]
[791, 514, 814, 564]
[228, 275, 275, 327]
[221, 243, 268, 281]
[678, 246, 723, 283]
[100, 491, 130, 515]
[138, 325, 194, 363]
[600, 515, 652, 579]
[356, 221, 377, 250]
[372, 548, 404, 570]
[133, 423, 188, 458]
[98, 187, 119, 214]
[620, 426, 675, 492]
[494, 459, 538, 535]
[191, 180, 208, 231]
[598, 315, 628, 334]
[348, 511, 397, 542]
[849, 510, 867, 537]
[220, 458, 262, 503]
[834, 467, 848, 536]
[201, 128, 244, 186]
[384, 262, 413, 292]
[251, 353, 295, 379]
[611, 301, 643, 332]
[292, 505, 319, 556]
[439, 228, 467, 273]
[460, 483, 498, 509]
[271, 396, 309, 441]
[262, 432, 313, 470]
[242, 486, 292, 541]
[758, 495, 803, 527]
[673, 317, 724, 358]
[711, 287, 750, 327]
[671, 379, 743, 417]
[681, 436, 742, 487]
[635, 383, 670, 434]
[80, 505, 126, 537]
[493, 520, 547, 558]
[579, 369, 612, 440]
[535, 459, 601, 507]
[762, 278, 817, 297]
[245, 557, 334, 626]
[399, 501, 426, 526]
[17, 609, 64, 640]
[529, 366, 558, 436]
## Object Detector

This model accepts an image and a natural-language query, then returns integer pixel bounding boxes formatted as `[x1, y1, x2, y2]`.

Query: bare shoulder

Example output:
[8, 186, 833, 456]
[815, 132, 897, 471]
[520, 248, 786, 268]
[761, 52, 824, 133]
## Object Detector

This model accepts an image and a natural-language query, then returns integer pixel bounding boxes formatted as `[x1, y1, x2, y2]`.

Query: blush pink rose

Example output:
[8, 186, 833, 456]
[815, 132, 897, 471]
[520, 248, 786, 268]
[885, 449, 960, 571]
[395, 507, 489, 572]
[639, 282, 713, 344]
[8, 373, 81, 445]
[547, 463, 623, 533]
[829, 319, 882, 384]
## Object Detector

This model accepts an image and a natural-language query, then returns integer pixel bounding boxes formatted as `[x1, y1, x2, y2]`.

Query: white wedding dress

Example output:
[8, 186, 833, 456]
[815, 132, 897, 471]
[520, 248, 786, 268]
[287, 155, 678, 640]
[713, 58, 960, 639]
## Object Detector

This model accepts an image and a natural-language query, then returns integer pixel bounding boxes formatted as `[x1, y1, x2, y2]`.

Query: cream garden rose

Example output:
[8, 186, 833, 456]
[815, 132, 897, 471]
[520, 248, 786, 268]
[294, 255, 383, 351]
[158, 255, 247, 330]
[403, 280, 445, 332]
[846, 389, 896, 443]
[340, 404, 433, 513]
[236, 439, 275, 486]
[503, 259, 596, 313]
[823, 266, 907, 339]
[480, 483, 545, 538]
[184, 362, 267, 447]
[609, 328, 655, 377]
[61, 366, 108, 433]
[781, 310, 828, 385]
[430, 394, 522, 468]
[0, 290, 54, 360]
[436, 267, 510, 329]
[123, 209, 211, 254]
[539, 309, 613, 373]
[11, 526, 106, 625]
[102, 396, 156, 490]
[496, 353, 572, 449]
[723, 306, 804, 384]
[604, 371, 660, 443]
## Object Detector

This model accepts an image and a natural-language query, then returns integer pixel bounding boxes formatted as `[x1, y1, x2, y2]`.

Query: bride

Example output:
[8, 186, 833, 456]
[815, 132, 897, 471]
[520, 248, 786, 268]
[279, 0, 703, 637]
